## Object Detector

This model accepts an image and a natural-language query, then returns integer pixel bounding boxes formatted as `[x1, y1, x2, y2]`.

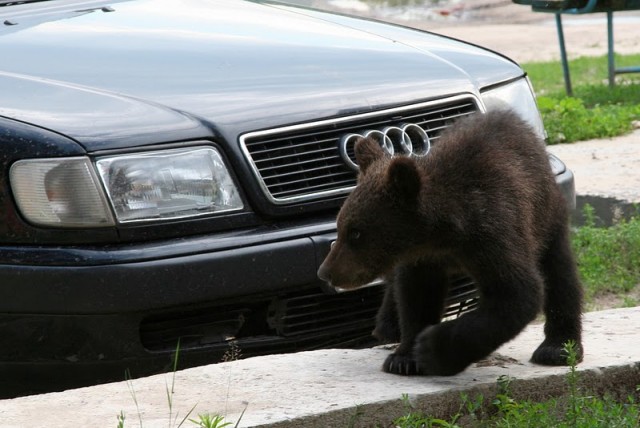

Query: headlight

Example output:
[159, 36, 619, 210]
[96, 147, 243, 223]
[481, 77, 546, 140]
[10, 146, 244, 228]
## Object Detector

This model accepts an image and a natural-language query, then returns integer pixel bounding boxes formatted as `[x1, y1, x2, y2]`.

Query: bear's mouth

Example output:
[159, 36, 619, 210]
[332, 277, 384, 293]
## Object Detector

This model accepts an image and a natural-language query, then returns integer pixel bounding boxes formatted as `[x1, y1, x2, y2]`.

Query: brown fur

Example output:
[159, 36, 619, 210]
[318, 109, 583, 376]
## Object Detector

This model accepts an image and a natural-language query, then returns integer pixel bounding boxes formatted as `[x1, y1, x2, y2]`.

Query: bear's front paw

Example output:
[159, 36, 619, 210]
[383, 353, 420, 376]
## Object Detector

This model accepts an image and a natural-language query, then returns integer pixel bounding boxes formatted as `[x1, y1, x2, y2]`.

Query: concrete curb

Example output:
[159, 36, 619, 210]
[1, 307, 639, 427]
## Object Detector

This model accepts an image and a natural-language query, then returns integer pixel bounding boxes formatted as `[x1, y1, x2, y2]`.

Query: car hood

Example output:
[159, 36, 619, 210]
[0, 0, 524, 151]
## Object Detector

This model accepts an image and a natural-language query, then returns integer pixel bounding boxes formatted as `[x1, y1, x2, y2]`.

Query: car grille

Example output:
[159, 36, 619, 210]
[241, 95, 479, 204]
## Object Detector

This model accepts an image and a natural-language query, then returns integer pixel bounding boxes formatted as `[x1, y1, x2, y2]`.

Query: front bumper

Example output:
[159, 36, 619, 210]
[0, 219, 383, 396]
[0, 222, 335, 314]
[549, 152, 576, 210]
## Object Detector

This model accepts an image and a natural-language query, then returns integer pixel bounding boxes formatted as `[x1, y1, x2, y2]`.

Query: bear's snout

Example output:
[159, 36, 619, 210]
[317, 261, 332, 284]
[317, 243, 374, 290]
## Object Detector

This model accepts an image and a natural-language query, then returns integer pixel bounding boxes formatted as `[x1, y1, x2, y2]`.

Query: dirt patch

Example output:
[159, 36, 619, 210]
[590, 288, 640, 312]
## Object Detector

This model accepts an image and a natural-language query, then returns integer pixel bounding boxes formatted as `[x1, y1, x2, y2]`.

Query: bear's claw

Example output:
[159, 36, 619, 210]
[383, 353, 420, 376]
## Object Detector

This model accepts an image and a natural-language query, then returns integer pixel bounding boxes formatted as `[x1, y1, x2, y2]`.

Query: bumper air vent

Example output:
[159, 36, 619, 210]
[140, 276, 479, 353]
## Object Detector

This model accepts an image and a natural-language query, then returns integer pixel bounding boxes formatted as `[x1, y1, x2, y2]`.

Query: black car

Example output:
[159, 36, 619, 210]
[0, 0, 575, 396]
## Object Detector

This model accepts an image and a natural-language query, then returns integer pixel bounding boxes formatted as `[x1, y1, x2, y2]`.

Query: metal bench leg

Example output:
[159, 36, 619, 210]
[555, 13, 573, 96]
[607, 11, 615, 87]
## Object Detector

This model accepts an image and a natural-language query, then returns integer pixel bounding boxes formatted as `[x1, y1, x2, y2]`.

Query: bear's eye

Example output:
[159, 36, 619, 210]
[348, 228, 362, 243]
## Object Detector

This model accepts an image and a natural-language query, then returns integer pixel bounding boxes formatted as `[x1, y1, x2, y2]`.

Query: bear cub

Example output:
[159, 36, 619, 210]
[317, 109, 583, 376]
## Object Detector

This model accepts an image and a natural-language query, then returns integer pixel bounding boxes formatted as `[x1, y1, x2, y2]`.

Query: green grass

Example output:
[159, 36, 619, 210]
[521, 54, 640, 144]
[394, 342, 640, 428]
[572, 205, 640, 303]
[524, 54, 640, 94]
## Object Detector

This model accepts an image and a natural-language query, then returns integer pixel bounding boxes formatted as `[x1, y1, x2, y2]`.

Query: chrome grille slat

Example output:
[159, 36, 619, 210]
[422, 124, 449, 135]
[253, 147, 337, 164]
[272, 178, 355, 197]
[247, 137, 336, 156]
[259, 155, 342, 173]
[265, 170, 352, 184]
[262, 163, 349, 181]
[407, 102, 475, 118]
[240, 96, 480, 204]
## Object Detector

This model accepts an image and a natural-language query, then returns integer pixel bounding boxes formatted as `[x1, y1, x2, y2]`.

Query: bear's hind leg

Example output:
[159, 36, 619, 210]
[383, 260, 449, 376]
[532, 224, 583, 365]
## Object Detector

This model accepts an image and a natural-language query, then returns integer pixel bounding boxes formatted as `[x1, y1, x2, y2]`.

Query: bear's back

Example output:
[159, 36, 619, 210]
[428, 110, 549, 178]
[417, 109, 564, 251]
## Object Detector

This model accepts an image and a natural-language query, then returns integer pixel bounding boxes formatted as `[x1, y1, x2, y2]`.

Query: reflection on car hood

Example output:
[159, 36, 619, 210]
[0, 0, 523, 150]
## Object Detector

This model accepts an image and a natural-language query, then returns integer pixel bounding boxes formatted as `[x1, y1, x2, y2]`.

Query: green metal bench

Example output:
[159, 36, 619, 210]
[513, 0, 640, 95]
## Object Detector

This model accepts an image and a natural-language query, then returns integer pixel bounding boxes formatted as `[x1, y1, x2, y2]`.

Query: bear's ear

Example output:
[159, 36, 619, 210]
[355, 137, 385, 174]
[386, 156, 421, 201]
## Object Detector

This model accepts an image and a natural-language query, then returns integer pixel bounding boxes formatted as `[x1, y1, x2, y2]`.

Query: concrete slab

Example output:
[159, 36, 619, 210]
[1, 307, 639, 427]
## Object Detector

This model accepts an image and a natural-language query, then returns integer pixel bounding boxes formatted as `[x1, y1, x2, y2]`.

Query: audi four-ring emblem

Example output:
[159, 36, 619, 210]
[339, 123, 431, 171]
